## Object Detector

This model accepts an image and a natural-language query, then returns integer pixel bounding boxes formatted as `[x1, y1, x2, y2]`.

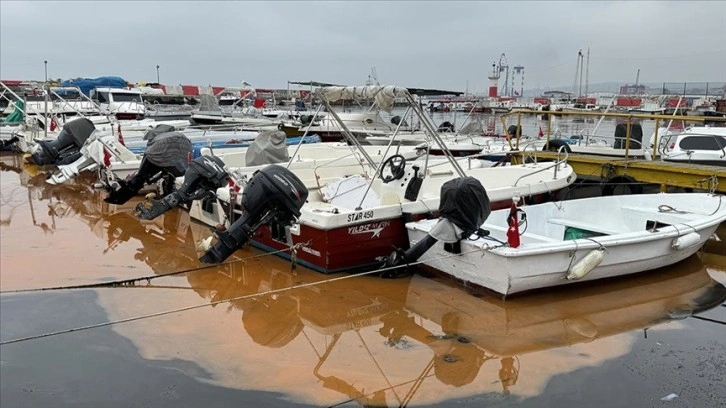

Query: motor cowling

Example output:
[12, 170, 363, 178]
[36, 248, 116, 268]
[200, 164, 308, 264]
[27, 118, 95, 166]
[104, 130, 193, 205]
[383, 176, 490, 277]
[136, 155, 229, 220]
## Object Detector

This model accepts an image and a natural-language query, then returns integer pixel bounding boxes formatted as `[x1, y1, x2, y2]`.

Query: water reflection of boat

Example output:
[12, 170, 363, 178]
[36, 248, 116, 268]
[181, 253, 725, 405]
[91, 210, 206, 273]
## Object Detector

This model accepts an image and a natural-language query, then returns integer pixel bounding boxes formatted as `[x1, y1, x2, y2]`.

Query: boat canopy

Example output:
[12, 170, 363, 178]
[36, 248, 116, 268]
[321, 85, 409, 113]
[288, 81, 343, 88]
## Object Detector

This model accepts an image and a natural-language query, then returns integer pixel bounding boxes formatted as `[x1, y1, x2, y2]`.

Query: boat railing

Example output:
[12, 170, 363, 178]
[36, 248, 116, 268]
[504, 108, 726, 161]
[513, 144, 569, 186]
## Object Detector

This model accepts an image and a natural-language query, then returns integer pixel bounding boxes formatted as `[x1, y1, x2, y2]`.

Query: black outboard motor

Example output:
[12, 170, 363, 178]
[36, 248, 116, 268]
[136, 155, 229, 220]
[438, 121, 455, 133]
[0, 135, 20, 150]
[104, 129, 192, 205]
[507, 125, 522, 138]
[200, 165, 308, 264]
[382, 177, 491, 277]
[26, 118, 95, 166]
[613, 123, 643, 149]
[391, 116, 409, 127]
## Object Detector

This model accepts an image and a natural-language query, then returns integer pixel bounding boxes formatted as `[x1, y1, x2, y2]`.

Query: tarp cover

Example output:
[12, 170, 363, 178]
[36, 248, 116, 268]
[2, 100, 24, 123]
[143, 124, 177, 140]
[143, 131, 193, 176]
[438, 176, 491, 238]
[245, 130, 288, 167]
[62, 117, 96, 146]
[320, 86, 408, 113]
[59, 76, 128, 96]
[198, 94, 221, 112]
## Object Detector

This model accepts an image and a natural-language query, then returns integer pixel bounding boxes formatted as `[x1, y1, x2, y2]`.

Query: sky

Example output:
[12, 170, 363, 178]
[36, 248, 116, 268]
[1, 1, 725, 94]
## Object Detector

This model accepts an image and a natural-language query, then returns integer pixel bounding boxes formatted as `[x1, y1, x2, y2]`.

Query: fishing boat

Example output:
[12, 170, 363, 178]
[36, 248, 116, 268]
[401, 191, 726, 297]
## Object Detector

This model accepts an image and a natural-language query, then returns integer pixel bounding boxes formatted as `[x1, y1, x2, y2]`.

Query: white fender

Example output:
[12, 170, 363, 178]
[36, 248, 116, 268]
[567, 248, 606, 280]
[672, 232, 701, 250]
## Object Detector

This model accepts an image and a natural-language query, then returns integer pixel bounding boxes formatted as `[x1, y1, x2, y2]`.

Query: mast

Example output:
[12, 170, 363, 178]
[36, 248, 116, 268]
[585, 47, 590, 97]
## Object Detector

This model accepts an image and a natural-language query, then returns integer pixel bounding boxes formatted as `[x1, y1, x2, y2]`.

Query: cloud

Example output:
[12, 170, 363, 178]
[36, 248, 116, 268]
[1, 1, 724, 92]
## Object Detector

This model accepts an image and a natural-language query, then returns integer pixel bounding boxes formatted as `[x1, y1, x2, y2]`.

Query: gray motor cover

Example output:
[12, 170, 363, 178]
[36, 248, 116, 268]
[144, 131, 193, 176]
[245, 129, 289, 167]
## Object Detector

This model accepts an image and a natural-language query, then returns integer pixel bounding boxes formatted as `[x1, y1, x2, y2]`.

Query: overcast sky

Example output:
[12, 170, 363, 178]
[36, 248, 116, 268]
[1, 1, 724, 93]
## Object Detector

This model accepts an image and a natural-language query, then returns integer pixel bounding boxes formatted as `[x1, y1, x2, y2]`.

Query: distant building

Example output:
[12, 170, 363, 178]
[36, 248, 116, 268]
[619, 84, 646, 95]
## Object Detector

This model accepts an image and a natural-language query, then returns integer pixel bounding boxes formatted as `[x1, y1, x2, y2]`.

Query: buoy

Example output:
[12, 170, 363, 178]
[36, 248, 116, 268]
[566, 248, 606, 280]
[672, 232, 701, 250]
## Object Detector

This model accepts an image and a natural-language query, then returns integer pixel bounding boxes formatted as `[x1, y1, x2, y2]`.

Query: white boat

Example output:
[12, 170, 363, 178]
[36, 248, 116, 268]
[90, 87, 146, 120]
[404, 193, 726, 297]
[659, 126, 726, 166]
[177, 86, 577, 273]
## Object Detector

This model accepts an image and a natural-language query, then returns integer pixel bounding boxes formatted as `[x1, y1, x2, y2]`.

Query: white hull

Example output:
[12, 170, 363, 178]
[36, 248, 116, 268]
[406, 193, 726, 296]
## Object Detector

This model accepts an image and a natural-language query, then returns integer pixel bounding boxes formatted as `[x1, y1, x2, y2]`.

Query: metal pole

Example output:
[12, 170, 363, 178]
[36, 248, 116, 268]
[652, 118, 660, 159]
[156, 65, 160, 84]
[625, 117, 632, 159]
[286, 104, 324, 168]
[44, 60, 48, 138]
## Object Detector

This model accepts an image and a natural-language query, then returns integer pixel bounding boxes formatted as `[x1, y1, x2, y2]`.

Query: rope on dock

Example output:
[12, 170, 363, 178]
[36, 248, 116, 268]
[0, 242, 310, 295]
[0, 248, 486, 346]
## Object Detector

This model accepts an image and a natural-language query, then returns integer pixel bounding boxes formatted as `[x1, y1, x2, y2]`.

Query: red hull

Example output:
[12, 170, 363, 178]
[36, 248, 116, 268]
[249, 192, 556, 274]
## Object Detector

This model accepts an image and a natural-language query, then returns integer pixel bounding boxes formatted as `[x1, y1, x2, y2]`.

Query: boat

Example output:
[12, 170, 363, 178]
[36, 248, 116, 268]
[138, 85, 576, 274]
[90, 87, 146, 120]
[659, 126, 726, 166]
[401, 191, 726, 297]
[46, 126, 322, 185]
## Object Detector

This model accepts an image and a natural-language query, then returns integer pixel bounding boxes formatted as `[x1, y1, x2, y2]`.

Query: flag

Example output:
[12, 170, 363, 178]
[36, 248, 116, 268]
[538, 126, 544, 138]
[117, 125, 125, 146]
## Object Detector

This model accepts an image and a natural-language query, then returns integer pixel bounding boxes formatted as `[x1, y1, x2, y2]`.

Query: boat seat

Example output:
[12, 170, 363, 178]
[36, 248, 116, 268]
[547, 218, 621, 235]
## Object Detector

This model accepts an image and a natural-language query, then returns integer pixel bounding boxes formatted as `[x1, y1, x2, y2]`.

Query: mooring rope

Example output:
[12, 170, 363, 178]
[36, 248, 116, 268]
[0, 242, 309, 295]
[0, 248, 489, 346]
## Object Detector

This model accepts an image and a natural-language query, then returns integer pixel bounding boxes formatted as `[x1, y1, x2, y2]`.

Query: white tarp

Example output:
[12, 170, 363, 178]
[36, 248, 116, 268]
[320, 86, 409, 113]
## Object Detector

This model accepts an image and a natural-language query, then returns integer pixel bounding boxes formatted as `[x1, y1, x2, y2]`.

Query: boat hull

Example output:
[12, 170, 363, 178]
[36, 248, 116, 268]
[190, 191, 561, 274]
[405, 193, 726, 296]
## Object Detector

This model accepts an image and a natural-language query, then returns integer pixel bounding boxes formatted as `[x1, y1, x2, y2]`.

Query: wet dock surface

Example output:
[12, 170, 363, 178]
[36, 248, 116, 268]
[1, 152, 725, 408]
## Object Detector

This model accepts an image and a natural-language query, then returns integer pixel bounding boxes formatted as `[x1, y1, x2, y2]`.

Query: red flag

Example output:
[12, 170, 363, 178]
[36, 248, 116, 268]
[117, 125, 125, 146]
[538, 126, 544, 138]
[103, 148, 112, 167]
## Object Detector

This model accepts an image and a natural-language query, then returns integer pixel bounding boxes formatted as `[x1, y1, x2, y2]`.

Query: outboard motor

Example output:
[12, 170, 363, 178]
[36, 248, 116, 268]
[391, 116, 409, 127]
[613, 123, 643, 149]
[507, 125, 522, 138]
[104, 129, 192, 205]
[200, 165, 308, 264]
[438, 121, 455, 133]
[136, 155, 229, 220]
[382, 177, 491, 277]
[26, 118, 95, 166]
[0, 135, 20, 150]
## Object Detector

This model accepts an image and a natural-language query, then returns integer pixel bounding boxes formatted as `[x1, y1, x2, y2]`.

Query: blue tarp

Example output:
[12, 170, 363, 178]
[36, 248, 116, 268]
[59, 76, 128, 96]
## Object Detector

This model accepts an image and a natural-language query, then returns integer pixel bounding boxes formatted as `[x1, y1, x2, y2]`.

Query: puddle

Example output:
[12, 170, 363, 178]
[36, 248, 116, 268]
[2, 152, 725, 407]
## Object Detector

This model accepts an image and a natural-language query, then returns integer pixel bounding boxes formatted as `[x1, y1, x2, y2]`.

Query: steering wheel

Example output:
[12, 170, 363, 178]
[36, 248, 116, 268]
[379, 154, 406, 183]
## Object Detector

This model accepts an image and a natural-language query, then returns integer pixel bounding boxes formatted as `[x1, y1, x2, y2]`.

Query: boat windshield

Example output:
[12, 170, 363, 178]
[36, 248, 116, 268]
[111, 93, 143, 103]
